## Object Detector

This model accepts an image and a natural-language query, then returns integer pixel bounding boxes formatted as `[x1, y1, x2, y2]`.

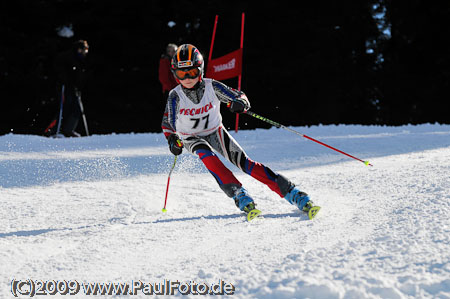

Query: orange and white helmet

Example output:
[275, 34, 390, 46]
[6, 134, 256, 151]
[171, 44, 204, 80]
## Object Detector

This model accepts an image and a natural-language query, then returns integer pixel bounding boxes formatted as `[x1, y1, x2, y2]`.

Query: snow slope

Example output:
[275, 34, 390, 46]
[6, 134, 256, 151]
[1, 124, 449, 298]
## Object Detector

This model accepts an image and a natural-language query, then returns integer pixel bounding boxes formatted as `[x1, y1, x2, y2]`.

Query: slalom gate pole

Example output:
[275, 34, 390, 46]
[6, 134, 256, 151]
[208, 15, 218, 63]
[235, 12, 245, 133]
[244, 111, 373, 167]
[162, 155, 178, 212]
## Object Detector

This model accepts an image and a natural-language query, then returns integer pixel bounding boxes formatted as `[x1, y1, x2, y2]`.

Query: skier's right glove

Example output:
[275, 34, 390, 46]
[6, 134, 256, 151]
[168, 134, 183, 156]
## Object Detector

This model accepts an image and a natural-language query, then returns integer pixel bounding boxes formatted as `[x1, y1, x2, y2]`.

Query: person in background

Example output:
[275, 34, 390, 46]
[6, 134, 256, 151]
[45, 40, 89, 137]
[158, 43, 178, 100]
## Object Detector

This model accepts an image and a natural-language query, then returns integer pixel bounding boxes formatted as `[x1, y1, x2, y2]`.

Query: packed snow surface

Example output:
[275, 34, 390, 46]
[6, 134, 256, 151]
[1, 124, 449, 298]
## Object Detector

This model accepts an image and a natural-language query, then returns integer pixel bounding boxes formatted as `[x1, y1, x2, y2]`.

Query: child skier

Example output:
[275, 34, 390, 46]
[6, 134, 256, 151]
[161, 44, 319, 220]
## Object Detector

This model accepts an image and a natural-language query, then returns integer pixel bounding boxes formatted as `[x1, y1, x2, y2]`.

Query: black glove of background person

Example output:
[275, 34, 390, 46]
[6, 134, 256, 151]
[168, 134, 183, 156]
[228, 95, 251, 113]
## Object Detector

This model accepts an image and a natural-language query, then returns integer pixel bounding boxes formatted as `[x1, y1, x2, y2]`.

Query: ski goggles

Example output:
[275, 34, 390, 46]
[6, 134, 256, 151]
[173, 67, 201, 80]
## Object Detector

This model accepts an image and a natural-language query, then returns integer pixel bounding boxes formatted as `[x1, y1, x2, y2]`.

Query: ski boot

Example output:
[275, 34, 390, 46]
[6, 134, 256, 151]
[233, 187, 261, 221]
[285, 187, 320, 219]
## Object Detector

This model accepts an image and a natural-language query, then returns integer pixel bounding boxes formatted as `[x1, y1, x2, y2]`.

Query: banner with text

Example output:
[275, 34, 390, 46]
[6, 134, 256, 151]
[205, 48, 242, 81]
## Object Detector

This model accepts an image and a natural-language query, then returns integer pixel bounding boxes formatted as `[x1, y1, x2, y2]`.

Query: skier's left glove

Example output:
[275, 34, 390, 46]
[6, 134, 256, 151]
[168, 134, 183, 156]
[227, 94, 251, 113]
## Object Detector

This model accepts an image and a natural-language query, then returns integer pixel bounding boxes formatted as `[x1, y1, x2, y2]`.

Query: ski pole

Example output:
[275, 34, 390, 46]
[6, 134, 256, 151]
[162, 155, 178, 212]
[76, 90, 89, 136]
[244, 111, 373, 167]
[56, 84, 65, 136]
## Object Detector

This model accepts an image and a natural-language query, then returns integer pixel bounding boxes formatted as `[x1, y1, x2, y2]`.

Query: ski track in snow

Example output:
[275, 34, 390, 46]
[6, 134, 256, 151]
[1, 124, 449, 298]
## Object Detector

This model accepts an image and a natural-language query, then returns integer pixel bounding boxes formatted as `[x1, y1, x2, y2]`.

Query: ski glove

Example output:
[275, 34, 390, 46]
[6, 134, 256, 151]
[228, 94, 251, 113]
[168, 134, 183, 156]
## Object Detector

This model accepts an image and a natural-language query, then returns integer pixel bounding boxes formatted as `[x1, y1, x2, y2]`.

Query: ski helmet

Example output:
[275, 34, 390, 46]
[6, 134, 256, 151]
[171, 44, 204, 80]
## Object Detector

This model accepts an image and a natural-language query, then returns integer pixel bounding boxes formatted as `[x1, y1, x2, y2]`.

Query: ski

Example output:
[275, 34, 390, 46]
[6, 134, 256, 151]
[243, 202, 262, 221]
[302, 200, 321, 220]
[307, 206, 321, 220]
[243, 202, 320, 221]
[246, 208, 262, 221]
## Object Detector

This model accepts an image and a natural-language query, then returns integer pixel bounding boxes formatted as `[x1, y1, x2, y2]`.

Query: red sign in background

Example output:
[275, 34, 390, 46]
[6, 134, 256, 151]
[205, 48, 242, 81]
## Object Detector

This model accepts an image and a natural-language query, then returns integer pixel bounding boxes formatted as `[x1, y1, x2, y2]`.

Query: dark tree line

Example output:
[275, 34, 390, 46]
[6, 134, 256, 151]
[1, 0, 448, 136]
